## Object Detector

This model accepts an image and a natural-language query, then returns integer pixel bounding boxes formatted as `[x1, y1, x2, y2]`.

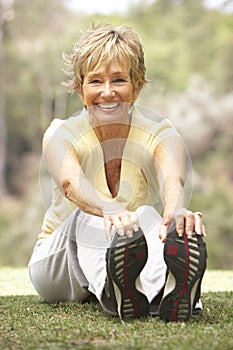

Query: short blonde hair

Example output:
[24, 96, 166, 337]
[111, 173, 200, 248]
[63, 24, 147, 94]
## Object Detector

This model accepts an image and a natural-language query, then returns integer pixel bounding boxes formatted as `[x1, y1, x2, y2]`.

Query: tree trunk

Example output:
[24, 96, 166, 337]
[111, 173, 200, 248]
[0, 15, 7, 199]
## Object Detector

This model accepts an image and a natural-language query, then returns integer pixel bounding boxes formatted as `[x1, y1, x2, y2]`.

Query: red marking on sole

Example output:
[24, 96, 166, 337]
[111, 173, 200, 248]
[167, 245, 178, 256]
[123, 244, 140, 318]
[169, 237, 190, 321]
[183, 234, 190, 288]
[179, 285, 188, 295]
[134, 250, 147, 260]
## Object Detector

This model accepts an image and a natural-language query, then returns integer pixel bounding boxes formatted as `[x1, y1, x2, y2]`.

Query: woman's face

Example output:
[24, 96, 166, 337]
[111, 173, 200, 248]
[79, 59, 140, 124]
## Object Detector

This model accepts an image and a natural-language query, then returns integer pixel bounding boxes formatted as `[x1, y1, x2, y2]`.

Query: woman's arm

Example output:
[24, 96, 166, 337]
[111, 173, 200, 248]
[43, 133, 139, 238]
[43, 133, 121, 215]
[154, 135, 206, 242]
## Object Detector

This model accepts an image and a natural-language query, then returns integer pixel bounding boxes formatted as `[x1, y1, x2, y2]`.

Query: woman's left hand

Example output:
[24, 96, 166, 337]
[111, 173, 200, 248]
[159, 209, 207, 243]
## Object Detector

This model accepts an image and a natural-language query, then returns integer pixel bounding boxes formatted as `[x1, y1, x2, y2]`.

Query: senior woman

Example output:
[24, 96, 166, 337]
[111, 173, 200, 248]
[28, 24, 207, 322]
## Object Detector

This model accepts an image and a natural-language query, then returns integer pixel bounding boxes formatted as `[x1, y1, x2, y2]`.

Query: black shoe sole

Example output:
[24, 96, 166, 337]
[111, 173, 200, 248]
[106, 228, 149, 320]
[159, 230, 207, 322]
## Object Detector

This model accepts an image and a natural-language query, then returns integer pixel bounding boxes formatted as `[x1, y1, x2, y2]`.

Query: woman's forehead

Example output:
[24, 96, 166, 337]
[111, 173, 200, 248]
[85, 57, 130, 77]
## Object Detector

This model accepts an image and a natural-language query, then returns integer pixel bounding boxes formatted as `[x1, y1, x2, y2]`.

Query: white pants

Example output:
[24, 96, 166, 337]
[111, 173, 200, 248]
[28, 205, 167, 310]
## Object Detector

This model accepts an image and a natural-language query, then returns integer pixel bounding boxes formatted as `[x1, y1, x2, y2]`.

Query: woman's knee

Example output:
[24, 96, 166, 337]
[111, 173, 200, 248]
[28, 262, 89, 302]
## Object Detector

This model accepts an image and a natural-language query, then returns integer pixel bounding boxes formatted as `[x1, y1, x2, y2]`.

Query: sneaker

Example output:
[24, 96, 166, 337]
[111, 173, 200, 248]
[149, 279, 204, 317]
[159, 228, 207, 322]
[149, 287, 164, 317]
[105, 228, 149, 320]
[193, 299, 203, 315]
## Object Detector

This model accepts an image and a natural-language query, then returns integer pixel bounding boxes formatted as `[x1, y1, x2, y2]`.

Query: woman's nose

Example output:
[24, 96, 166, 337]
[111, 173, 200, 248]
[101, 82, 115, 97]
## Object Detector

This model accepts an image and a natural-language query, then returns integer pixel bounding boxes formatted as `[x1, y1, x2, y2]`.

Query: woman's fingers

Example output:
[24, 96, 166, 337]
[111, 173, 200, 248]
[161, 209, 207, 242]
[175, 209, 206, 238]
[202, 224, 207, 237]
[104, 211, 139, 239]
[159, 219, 170, 243]
[194, 212, 207, 237]
[193, 211, 202, 235]
[174, 208, 187, 237]
[104, 216, 114, 241]
[184, 210, 195, 237]
[106, 208, 206, 242]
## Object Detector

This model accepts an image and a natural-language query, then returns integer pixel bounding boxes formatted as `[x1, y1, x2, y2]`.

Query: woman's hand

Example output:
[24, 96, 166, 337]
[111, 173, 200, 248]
[159, 208, 206, 243]
[104, 209, 139, 241]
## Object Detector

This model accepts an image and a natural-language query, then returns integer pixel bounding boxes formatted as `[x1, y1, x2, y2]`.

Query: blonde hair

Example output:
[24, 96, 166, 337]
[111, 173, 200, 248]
[63, 24, 147, 94]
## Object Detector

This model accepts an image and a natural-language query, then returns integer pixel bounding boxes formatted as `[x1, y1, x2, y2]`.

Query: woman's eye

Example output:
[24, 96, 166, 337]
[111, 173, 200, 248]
[114, 78, 126, 83]
[89, 79, 101, 84]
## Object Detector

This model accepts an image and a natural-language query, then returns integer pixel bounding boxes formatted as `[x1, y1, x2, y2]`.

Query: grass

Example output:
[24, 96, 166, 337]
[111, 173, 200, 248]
[0, 268, 233, 350]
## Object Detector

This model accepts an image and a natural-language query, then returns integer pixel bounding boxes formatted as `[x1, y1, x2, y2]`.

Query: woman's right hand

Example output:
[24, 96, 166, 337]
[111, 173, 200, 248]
[103, 209, 139, 241]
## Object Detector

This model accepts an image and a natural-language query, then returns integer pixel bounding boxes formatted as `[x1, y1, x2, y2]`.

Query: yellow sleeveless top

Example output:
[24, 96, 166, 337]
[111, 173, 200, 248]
[38, 108, 178, 239]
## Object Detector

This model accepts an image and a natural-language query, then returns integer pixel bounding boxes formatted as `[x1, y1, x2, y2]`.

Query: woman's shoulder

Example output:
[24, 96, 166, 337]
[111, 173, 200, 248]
[132, 106, 179, 137]
[43, 109, 90, 139]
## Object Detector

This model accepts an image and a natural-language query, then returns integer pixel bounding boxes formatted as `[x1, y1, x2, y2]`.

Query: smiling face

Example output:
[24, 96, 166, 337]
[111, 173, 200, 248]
[78, 59, 140, 124]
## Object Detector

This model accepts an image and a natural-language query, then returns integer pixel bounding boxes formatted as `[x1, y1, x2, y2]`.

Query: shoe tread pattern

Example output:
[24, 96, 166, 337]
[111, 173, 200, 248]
[159, 230, 207, 322]
[107, 229, 149, 320]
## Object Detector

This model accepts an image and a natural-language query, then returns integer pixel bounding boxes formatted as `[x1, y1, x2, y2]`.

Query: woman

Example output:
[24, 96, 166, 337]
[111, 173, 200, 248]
[28, 24, 207, 322]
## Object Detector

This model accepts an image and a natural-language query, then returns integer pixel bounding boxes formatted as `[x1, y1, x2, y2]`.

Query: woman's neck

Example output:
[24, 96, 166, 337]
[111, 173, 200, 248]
[88, 104, 133, 142]
[93, 122, 131, 142]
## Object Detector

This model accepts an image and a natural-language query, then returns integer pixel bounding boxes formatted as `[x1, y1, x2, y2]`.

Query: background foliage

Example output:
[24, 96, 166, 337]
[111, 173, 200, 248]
[0, 0, 232, 268]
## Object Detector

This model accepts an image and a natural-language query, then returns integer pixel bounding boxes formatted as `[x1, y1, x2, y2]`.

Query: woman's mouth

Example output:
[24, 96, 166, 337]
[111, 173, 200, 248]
[97, 103, 121, 110]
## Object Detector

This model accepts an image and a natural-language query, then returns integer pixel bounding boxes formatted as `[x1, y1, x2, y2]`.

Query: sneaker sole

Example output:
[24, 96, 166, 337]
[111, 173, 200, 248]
[159, 230, 207, 322]
[106, 229, 149, 320]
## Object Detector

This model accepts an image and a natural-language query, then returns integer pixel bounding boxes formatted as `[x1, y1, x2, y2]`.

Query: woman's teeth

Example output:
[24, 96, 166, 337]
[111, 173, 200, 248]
[98, 103, 120, 109]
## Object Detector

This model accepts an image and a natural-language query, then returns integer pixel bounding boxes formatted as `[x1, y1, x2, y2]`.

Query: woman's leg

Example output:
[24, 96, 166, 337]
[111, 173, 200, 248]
[136, 205, 167, 303]
[28, 209, 90, 302]
[79, 205, 167, 303]
[77, 205, 167, 302]
[28, 205, 166, 315]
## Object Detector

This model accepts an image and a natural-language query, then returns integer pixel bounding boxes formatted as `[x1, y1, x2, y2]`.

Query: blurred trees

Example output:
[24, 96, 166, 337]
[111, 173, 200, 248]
[129, 0, 233, 93]
[0, 0, 14, 197]
[4, 0, 85, 194]
[0, 0, 232, 268]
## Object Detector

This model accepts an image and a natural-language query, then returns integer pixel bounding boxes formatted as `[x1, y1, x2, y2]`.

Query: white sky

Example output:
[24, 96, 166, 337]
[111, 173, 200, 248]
[65, 0, 141, 15]
[65, 0, 138, 15]
[65, 0, 232, 15]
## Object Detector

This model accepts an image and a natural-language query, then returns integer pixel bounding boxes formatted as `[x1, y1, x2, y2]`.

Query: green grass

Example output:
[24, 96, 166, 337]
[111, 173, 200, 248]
[0, 268, 233, 350]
